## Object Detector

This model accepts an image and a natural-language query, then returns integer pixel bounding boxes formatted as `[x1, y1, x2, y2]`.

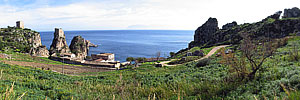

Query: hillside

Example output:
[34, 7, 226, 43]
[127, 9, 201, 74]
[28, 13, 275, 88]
[1, 36, 300, 99]
[1, 7, 300, 100]
[0, 26, 42, 53]
[189, 10, 300, 49]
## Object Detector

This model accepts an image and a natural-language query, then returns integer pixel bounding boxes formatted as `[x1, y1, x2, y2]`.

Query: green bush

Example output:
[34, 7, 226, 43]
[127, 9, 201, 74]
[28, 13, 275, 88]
[196, 58, 210, 67]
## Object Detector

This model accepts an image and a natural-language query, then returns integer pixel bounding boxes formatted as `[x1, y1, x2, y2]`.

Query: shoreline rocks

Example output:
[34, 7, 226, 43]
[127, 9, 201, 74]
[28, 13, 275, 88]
[86, 40, 98, 47]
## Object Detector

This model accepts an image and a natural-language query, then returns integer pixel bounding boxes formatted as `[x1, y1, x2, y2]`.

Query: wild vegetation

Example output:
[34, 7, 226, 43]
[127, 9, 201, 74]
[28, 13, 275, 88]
[1, 7, 300, 99]
[0, 36, 300, 99]
[0, 27, 40, 53]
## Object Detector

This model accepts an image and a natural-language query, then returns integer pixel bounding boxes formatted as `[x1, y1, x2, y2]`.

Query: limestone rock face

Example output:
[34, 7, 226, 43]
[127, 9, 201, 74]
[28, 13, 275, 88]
[262, 11, 282, 21]
[188, 9, 300, 49]
[26, 32, 42, 48]
[69, 36, 89, 60]
[0, 26, 44, 53]
[49, 28, 71, 56]
[222, 21, 237, 30]
[30, 45, 49, 57]
[86, 40, 98, 47]
[25, 30, 48, 57]
[283, 7, 300, 18]
[189, 18, 219, 48]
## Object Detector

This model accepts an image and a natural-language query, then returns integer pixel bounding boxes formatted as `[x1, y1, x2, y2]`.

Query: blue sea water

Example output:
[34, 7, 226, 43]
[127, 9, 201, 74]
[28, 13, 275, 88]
[40, 30, 194, 62]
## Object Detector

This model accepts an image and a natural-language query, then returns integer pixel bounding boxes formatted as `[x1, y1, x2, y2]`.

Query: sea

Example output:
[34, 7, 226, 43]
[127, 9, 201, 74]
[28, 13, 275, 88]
[40, 30, 194, 62]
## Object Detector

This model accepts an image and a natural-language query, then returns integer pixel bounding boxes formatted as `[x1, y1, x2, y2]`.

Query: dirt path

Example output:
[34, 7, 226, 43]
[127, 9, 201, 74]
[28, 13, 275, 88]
[160, 45, 230, 66]
[199, 45, 230, 60]
[0, 60, 114, 75]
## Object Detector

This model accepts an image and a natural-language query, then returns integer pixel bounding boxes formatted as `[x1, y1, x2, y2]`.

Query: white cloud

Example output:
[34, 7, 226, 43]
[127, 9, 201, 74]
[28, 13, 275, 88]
[0, 0, 299, 31]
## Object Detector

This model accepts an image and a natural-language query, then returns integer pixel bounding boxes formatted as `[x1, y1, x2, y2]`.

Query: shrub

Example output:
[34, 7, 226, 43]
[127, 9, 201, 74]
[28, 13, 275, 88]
[288, 42, 300, 61]
[196, 58, 210, 67]
[126, 57, 135, 62]
[155, 64, 163, 67]
[85, 56, 92, 60]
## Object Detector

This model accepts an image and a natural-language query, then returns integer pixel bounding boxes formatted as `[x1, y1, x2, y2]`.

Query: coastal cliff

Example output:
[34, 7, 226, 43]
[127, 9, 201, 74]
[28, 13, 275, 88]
[0, 25, 49, 57]
[189, 7, 300, 48]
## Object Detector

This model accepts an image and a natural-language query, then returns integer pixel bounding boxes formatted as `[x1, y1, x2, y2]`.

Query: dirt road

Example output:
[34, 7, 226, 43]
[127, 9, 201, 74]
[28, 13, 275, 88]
[160, 45, 230, 66]
[0, 60, 113, 75]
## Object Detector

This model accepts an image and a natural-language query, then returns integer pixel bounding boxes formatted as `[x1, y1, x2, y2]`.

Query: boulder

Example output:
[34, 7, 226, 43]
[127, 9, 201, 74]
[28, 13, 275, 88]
[49, 28, 71, 56]
[155, 64, 163, 67]
[69, 36, 89, 60]
[283, 7, 300, 18]
[192, 50, 204, 56]
[30, 45, 49, 57]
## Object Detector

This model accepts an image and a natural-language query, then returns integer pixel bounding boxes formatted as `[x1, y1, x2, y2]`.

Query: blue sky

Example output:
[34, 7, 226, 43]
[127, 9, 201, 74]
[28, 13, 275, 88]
[0, 0, 299, 31]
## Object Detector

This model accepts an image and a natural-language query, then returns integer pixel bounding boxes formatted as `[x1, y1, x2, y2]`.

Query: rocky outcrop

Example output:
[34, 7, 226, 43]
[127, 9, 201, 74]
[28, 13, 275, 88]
[262, 11, 282, 21]
[188, 8, 300, 48]
[30, 45, 49, 57]
[283, 7, 300, 18]
[189, 18, 219, 48]
[24, 31, 42, 48]
[49, 28, 71, 56]
[0, 25, 44, 53]
[69, 36, 89, 60]
[86, 40, 98, 47]
[222, 21, 237, 30]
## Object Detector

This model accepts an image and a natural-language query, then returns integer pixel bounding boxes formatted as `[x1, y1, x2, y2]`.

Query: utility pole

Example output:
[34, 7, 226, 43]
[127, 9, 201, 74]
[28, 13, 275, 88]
[62, 57, 64, 74]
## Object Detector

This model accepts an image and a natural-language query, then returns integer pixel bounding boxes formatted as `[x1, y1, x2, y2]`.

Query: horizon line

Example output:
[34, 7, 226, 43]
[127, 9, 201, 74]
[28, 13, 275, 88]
[38, 29, 194, 32]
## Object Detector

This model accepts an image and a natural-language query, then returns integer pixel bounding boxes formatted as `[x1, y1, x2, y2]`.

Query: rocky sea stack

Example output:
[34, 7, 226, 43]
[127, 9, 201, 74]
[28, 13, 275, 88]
[49, 28, 71, 56]
[69, 36, 89, 60]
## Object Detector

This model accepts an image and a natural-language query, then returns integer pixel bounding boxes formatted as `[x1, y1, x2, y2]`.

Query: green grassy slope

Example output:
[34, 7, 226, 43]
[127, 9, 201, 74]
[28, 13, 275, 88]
[1, 37, 300, 99]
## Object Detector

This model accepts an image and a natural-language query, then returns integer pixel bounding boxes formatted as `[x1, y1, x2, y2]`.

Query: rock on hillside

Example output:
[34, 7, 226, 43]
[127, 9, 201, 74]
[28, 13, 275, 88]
[30, 45, 49, 57]
[222, 21, 237, 30]
[69, 36, 89, 60]
[283, 7, 300, 18]
[189, 7, 300, 48]
[49, 28, 71, 56]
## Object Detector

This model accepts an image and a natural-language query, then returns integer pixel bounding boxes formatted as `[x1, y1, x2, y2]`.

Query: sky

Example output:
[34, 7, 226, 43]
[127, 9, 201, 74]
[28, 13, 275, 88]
[0, 0, 299, 31]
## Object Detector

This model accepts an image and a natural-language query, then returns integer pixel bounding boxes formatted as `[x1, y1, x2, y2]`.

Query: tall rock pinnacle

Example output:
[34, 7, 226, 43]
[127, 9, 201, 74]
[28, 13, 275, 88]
[49, 28, 71, 56]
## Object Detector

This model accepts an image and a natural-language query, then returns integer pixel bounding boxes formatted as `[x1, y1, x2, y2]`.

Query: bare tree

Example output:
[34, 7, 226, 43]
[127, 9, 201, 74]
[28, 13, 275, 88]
[240, 35, 277, 79]
[222, 34, 278, 80]
[156, 51, 161, 62]
[220, 48, 247, 80]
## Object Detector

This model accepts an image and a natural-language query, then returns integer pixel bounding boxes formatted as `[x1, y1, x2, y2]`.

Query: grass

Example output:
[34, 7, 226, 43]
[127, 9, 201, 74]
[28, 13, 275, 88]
[173, 46, 215, 59]
[0, 51, 83, 66]
[1, 37, 300, 99]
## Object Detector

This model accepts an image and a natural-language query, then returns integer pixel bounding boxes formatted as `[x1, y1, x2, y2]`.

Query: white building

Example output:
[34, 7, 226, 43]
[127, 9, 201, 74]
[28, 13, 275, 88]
[91, 53, 115, 62]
